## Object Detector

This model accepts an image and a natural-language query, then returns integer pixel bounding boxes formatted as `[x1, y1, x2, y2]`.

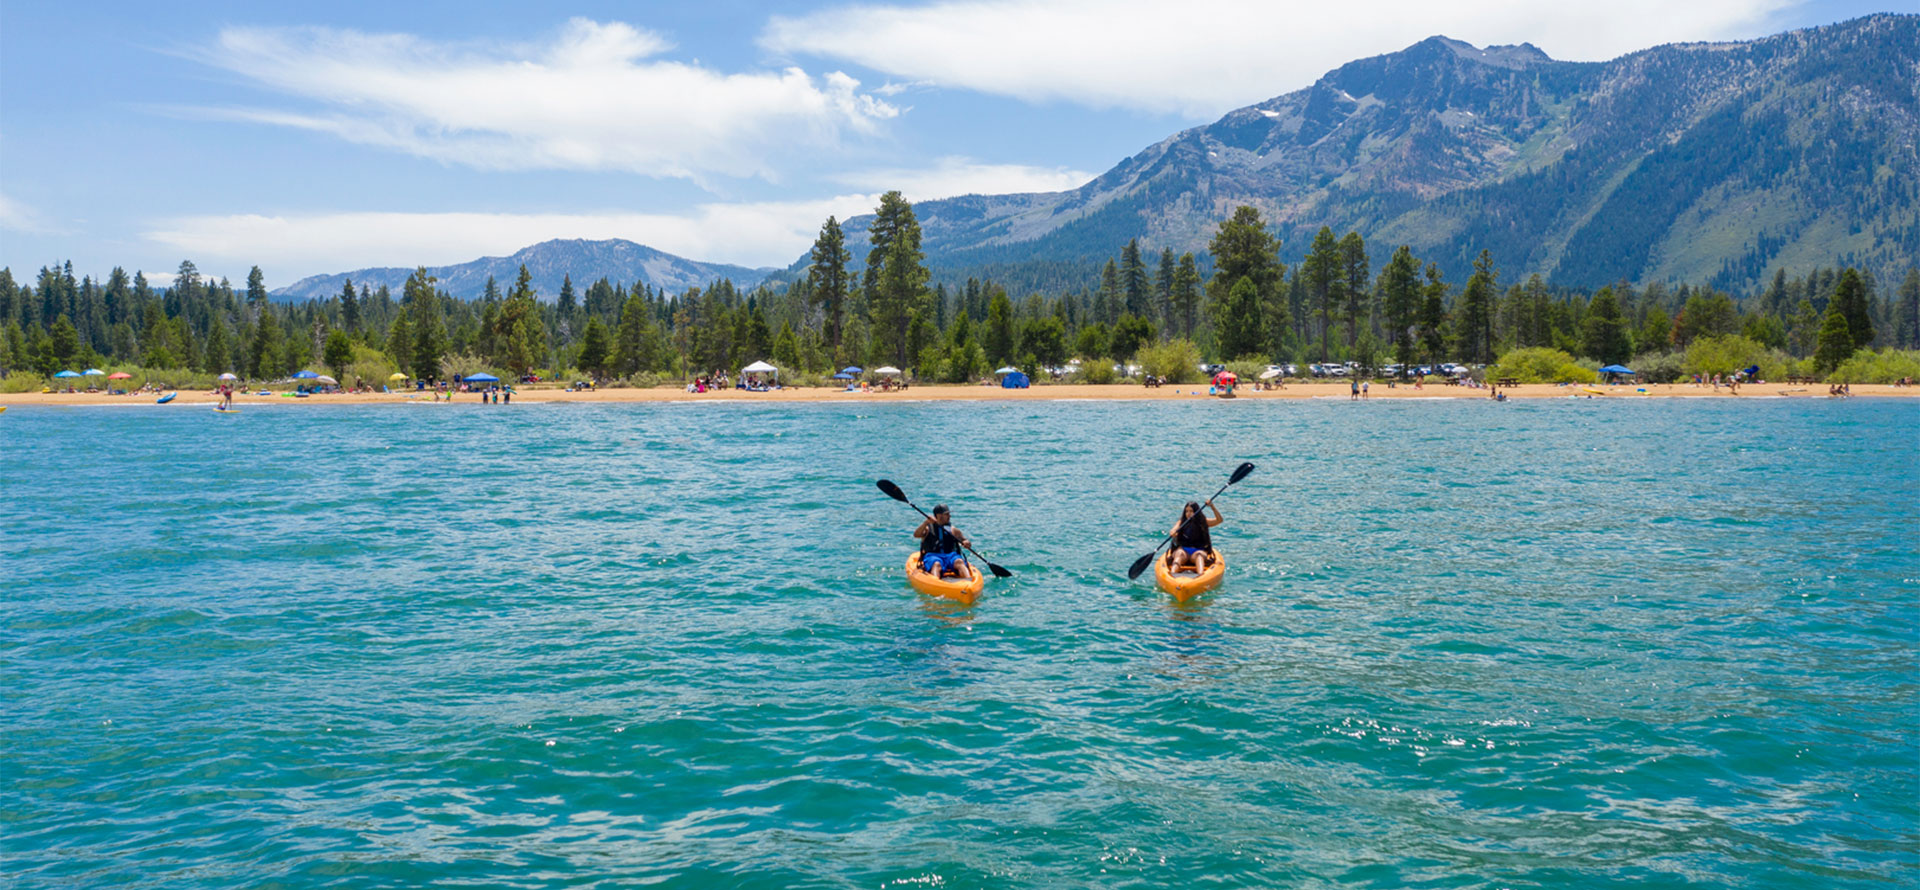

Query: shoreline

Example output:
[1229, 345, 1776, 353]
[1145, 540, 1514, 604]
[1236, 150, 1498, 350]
[4, 381, 1913, 407]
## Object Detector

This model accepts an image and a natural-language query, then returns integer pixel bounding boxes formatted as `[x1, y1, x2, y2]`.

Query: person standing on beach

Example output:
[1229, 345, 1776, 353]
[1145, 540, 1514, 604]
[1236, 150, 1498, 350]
[1350, 379, 1360, 400]
[1362, 380, 1370, 399]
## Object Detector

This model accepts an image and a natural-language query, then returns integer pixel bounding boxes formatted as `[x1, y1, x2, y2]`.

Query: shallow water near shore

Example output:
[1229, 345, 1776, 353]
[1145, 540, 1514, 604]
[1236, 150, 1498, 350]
[5, 398, 1916, 888]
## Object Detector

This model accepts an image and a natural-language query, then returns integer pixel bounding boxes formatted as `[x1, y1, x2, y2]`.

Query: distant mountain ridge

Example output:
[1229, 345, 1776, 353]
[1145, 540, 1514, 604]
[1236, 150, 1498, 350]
[831, 13, 1917, 292]
[273, 239, 774, 301]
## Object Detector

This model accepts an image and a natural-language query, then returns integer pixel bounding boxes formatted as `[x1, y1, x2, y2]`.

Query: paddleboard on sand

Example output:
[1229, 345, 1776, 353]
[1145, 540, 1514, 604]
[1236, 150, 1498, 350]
[156, 392, 176, 404]
[1582, 387, 1605, 395]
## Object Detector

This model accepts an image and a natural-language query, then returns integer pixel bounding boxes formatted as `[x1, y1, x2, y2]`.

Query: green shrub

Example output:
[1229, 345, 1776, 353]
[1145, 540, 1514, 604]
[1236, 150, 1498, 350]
[1074, 359, 1118, 384]
[1, 374, 43, 393]
[1682, 335, 1791, 380]
[1630, 350, 1685, 383]
[1828, 348, 1920, 384]
[1223, 360, 1267, 383]
[1489, 347, 1595, 384]
[1137, 339, 1202, 383]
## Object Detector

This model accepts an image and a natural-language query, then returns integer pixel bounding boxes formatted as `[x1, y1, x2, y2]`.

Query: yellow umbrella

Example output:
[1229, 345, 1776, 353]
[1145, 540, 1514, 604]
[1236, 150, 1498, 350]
[389, 372, 409, 381]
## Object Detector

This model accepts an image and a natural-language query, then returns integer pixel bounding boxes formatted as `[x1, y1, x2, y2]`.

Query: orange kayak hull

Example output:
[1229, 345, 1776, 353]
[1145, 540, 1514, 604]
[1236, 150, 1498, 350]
[905, 552, 985, 604]
[1155, 550, 1225, 601]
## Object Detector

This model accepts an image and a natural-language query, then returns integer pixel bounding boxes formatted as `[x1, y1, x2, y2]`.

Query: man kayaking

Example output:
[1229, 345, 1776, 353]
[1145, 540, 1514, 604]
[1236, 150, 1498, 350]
[914, 504, 974, 581]
[1167, 500, 1223, 573]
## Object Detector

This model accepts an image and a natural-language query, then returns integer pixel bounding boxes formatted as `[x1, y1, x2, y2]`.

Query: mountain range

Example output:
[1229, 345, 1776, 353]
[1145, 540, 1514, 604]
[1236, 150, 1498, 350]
[272, 239, 774, 301]
[277, 14, 1915, 301]
[838, 12, 1916, 293]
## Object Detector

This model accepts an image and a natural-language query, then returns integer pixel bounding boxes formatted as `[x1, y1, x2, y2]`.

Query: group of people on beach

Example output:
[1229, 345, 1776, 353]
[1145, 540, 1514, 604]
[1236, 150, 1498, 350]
[912, 500, 1224, 582]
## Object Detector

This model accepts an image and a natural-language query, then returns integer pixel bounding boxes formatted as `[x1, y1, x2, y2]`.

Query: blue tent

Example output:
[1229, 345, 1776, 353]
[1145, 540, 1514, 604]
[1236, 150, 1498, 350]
[463, 372, 501, 383]
[1598, 364, 1634, 374]
[1001, 371, 1030, 389]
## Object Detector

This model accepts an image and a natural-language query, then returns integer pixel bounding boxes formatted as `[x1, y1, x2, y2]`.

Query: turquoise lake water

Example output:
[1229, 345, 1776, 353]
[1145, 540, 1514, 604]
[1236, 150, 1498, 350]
[4, 398, 1916, 888]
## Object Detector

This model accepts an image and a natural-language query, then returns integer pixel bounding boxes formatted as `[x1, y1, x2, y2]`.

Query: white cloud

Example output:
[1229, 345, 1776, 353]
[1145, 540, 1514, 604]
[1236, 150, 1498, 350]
[0, 191, 66, 235]
[189, 19, 899, 180]
[837, 156, 1093, 201]
[762, 0, 1793, 115]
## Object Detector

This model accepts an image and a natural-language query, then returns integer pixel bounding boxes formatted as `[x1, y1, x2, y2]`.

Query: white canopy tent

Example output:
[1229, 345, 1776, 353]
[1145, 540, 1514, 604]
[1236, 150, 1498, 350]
[740, 360, 779, 379]
[873, 366, 903, 376]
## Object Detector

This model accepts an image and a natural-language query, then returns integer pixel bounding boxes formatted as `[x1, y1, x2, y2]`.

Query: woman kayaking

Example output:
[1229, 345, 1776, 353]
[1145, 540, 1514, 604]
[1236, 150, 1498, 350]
[1167, 500, 1222, 573]
[914, 504, 974, 582]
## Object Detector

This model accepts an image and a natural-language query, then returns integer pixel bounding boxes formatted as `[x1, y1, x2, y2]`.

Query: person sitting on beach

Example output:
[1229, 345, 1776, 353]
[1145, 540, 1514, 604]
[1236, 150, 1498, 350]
[1167, 500, 1222, 574]
[914, 505, 973, 581]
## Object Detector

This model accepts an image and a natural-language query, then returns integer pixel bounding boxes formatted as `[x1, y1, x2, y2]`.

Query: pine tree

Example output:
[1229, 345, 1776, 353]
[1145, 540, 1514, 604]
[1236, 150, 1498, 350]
[1171, 253, 1200, 341]
[404, 268, 445, 380]
[1121, 239, 1150, 318]
[1419, 263, 1448, 365]
[1896, 268, 1920, 349]
[340, 278, 361, 333]
[866, 193, 928, 366]
[1155, 248, 1176, 333]
[1206, 206, 1283, 360]
[1829, 268, 1874, 349]
[252, 305, 282, 379]
[1813, 302, 1855, 373]
[984, 291, 1016, 366]
[1378, 245, 1420, 370]
[808, 216, 852, 353]
[1096, 258, 1121, 325]
[246, 266, 268, 310]
[1338, 232, 1368, 347]
[1579, 286, 1631, 364]
[1456, 250, 1498, 364]
[323, 329, 352, 380]
[1301, 226, 1339, 361]
[577, 316, 611, 377]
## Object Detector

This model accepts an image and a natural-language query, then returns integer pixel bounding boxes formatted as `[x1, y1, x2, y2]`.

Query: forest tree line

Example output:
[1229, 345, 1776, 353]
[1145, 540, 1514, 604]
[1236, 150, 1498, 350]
[4, 196, 1918, 388]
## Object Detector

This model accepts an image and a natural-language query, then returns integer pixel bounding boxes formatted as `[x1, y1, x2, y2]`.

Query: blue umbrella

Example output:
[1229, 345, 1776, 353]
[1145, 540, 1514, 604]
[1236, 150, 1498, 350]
[291, 370, 320, 379]
[832, 372, 855, 380]
[83, 368, 105, 376]
[1598, 364, 1634, 374]
[840, 366, 863, 375]
[463, 372, 501, 383]
[54, 370, 81, 378]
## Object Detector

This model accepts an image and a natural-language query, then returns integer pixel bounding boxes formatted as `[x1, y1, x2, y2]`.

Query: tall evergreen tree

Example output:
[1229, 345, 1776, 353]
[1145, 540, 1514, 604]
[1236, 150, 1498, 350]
[1338, 232, 1369, 347]
[1419, 263, 1448, 365]
[1155, 248, 1176, 333]
[1895, 268, 1920, 349]
[245, 266, 268, 310]
[577, 316, 611, 377]
[1579, 286, 1632, 364]
[1829, 267, 1874, 349]
[1301, 226, 1340, 361]
[1206, 206, 1283, 359]
[1378, 246, 1421, 371]
[984, 291, 1016, 366]
[865, 194, 927, 366]
[1456, 250, 1498, 364]
[1813, 302, 1855, 373]
[807, 216, 852, 355]
[340, 278, 361, 334]
[1121, 239, 1150, 318]
[1171, 253, 1200, 342]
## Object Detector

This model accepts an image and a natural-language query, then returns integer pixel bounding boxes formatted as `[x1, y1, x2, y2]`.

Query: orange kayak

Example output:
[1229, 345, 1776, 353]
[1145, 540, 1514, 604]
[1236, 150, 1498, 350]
[905, 552, 985, 604]
[1155, 550, 1225, 601]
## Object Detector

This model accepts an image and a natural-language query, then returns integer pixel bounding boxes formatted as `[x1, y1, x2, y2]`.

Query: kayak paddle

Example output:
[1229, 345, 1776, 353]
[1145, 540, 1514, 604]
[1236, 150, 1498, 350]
[876, 479, 1013, 578]
[1127, 461, 1256, 580]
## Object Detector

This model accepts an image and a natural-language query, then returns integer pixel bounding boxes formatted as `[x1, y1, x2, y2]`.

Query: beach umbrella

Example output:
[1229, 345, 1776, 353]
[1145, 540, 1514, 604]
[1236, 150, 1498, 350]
[316, 375, 338, 385]
[388, 372, 409, 381]
[840, 366, 863, 375]
[83, 368, 105, 377]
[217, 372, 239, 381]
[463, 372, 500, 383]
[994, 366, 1018, 375]
[54, 370, 81, 379]
[292, 370, 320, 379]
[107, 372, 133, 380]
[1598, 364, 1634, 374]
[874, 366, 902, 376]
[1258, 368, 1283, 379]
[832, 372, 855, 380]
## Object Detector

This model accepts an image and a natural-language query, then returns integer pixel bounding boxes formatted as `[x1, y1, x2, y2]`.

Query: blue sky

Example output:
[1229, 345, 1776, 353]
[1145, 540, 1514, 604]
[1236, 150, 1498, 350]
[0, 0, 1897, 288]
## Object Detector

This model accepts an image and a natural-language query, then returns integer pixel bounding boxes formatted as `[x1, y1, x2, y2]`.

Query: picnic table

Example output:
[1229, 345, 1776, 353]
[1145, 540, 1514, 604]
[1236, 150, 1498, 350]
[1497, 377, 1519, 387]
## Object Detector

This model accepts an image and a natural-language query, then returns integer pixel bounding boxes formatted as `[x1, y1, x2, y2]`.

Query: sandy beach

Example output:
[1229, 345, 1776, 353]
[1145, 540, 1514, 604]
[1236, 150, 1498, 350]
[5, 381, 1912, 407]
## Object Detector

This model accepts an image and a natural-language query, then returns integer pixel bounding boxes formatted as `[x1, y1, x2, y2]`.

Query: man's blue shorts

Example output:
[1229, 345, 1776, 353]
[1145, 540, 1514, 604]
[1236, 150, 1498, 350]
[923, 552, 962, 573]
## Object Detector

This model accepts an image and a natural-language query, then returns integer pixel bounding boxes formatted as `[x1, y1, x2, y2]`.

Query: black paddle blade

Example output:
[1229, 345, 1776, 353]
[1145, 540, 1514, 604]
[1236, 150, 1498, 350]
[1127, 550, 1157, 580]
[876, 479, 907, 502]
[1228, 462, 1256, 485]
[987, 562, 1013, 578]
